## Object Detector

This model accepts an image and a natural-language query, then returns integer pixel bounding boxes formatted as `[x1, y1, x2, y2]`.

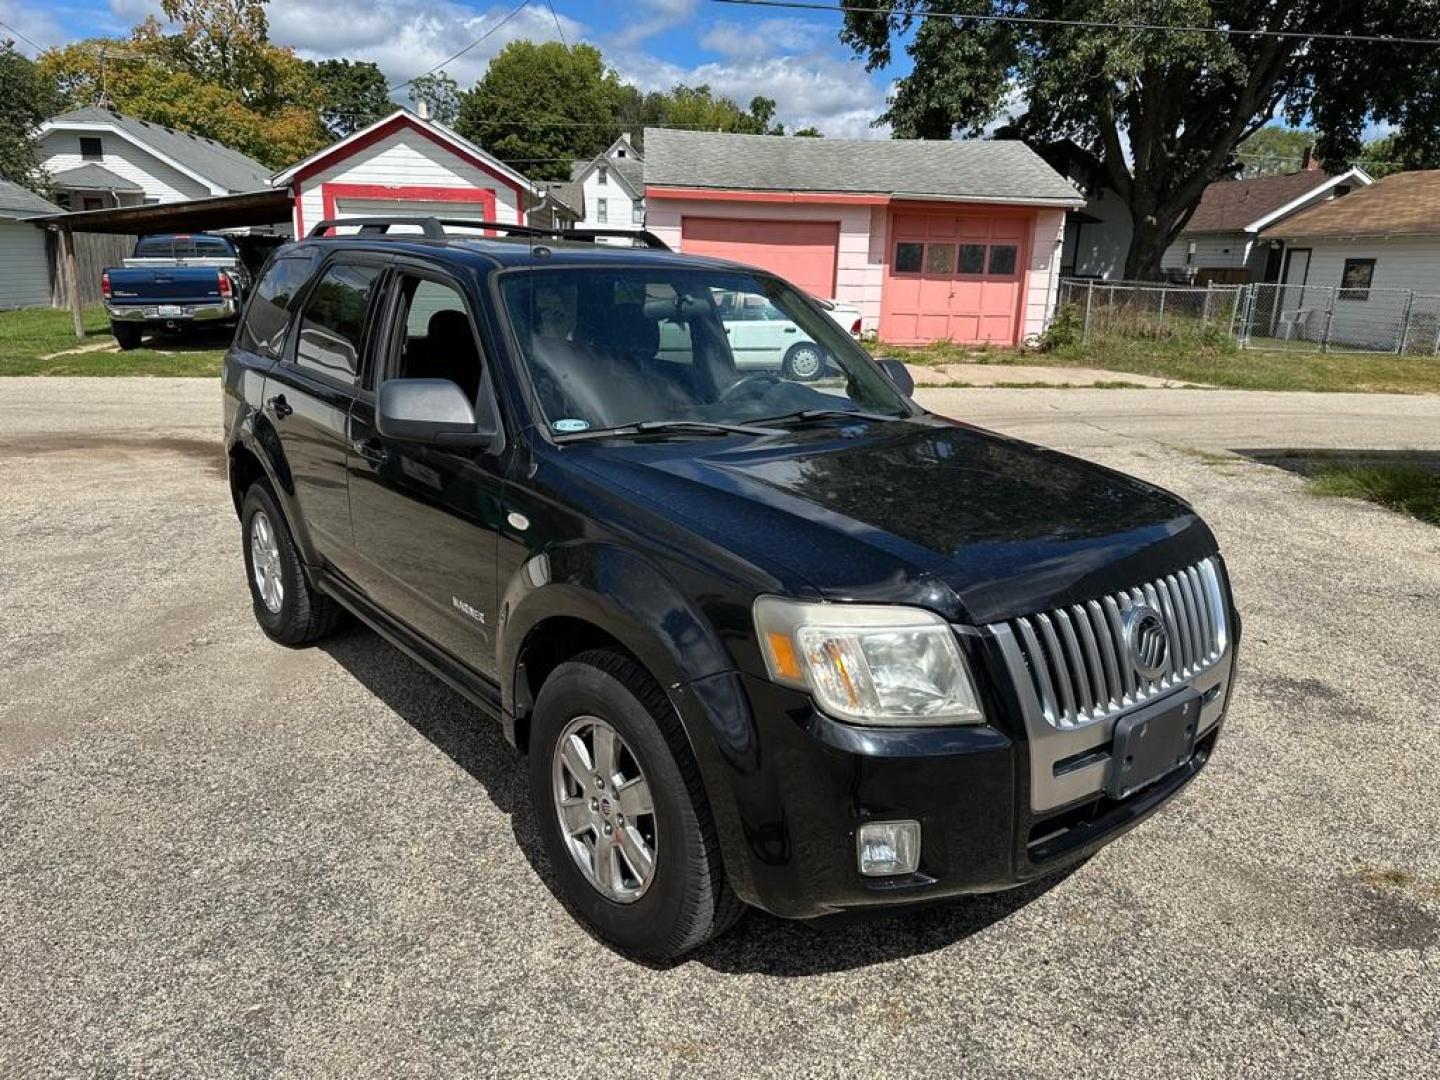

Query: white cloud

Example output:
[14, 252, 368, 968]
[0, 0, 71, 53]
[699, 17, 827, 57]
[608, 0, 698, 49]
[613, 49, 889, 140]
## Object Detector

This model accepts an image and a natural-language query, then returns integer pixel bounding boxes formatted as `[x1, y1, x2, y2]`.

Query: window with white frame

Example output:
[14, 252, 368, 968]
[596, 198, 608, 223]
[597, 165, 608, 186]
[631, 204, 643, 225]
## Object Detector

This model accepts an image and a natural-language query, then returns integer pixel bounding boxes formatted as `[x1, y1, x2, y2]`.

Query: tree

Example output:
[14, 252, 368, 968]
[38, 0, 329, 170]
[843, 2, 1440, 279]
[658, 85, 783, 134]
[1237, 125, 1316, 177]
[793, 126, 824, 138]
[0, 44, 59, 194]
[409, 72, 460, 126]
[456, 41, 622, 179]
[311, 58, 391, 135]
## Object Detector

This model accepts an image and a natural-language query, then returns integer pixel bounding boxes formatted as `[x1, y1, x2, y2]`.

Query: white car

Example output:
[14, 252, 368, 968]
[711, 291, 863, 380]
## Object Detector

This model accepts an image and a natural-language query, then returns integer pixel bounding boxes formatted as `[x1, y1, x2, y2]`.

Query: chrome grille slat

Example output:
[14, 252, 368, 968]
[990, 556, 1229, 730]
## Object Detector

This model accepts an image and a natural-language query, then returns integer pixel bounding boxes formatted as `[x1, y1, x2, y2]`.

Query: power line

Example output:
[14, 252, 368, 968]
[546, 0, 569, 48]
[709, 0, 1440, 47]
[389, 0, 532, 93]
[0, 19, 45, 53]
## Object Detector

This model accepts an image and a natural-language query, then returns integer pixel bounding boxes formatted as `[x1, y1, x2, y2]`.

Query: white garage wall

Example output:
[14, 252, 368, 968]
[1025, 210, 1066, 341]
[0, 221, 53, 310]
[647, 198, 885, 332]
[295, 128, 525, 234]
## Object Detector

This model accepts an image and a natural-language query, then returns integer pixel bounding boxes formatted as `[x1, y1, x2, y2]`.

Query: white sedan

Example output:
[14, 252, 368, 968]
[714, 292, 863, 380]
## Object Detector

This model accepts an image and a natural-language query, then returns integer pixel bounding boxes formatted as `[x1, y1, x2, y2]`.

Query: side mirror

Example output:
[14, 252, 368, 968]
[377, 378, 496, 447]
[877, 357, 915, 397]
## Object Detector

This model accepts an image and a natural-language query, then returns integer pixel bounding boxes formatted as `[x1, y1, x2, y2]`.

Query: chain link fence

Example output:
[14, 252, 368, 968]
[1057, 280, 1243, 346]
[1057, 278, 1440, 355]
[1235, 283, 1440, 354]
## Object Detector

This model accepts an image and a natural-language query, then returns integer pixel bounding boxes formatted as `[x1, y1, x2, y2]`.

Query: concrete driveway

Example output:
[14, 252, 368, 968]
[3, 379, 1438, 1079]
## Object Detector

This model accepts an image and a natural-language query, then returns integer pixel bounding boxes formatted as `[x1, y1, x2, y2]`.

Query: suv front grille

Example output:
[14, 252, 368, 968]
[991, 556, 1229, 730]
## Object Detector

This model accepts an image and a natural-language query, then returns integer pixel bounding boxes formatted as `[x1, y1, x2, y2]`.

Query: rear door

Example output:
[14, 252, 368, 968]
[264, 251, 387, 576]
[347, 263, 508, 681]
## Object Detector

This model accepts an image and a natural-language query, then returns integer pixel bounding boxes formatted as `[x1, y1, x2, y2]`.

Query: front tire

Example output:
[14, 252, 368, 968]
[240, 484, 341, 646]
[528, 650, 743, 962]
[782, 340, 826, 381]
[111, 322, 142, 350]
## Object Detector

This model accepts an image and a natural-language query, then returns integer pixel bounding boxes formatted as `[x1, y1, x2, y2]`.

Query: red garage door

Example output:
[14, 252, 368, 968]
[881, 210, 1030, 344]
[680, 217, 839, 298]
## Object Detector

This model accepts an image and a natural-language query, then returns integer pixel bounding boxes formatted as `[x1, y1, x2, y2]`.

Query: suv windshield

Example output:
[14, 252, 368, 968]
[499, 267, 909, 435]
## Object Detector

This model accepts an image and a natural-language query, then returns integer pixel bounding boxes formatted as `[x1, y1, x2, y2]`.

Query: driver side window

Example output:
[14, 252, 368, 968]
[385, 275, 483, 402]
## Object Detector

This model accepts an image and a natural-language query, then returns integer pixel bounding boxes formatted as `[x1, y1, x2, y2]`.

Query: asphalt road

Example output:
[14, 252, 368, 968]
[3, 379, 1438, 1079]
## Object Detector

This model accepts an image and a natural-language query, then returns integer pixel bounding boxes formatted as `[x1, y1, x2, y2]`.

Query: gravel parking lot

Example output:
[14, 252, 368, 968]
[3, 378, 1438, 1078]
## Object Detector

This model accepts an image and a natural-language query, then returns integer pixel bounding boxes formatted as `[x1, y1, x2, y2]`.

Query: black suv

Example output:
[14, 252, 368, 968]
[222, 218, 1239, 961]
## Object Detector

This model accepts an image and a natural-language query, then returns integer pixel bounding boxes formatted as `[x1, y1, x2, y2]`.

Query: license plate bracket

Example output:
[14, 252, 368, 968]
[1106, 690, 1200, 800]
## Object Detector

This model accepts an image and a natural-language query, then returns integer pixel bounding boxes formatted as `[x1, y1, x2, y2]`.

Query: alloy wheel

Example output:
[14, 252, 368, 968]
[249, 510, 284, 614]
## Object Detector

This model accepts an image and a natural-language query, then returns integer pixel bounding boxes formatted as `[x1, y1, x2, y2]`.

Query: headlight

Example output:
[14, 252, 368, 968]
[753, 597, 984, 726]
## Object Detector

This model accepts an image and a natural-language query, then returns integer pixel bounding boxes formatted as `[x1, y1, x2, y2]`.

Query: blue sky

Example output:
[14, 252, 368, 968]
[1, 0, 908, 139]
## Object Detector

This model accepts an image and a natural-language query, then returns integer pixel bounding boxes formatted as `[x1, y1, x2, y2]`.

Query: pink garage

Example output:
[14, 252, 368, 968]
[273, 110, 539, 238]
[643, 130, 1084, 345]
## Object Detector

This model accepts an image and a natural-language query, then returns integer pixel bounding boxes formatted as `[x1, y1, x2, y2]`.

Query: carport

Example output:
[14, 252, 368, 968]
[25, 187, 293, 338]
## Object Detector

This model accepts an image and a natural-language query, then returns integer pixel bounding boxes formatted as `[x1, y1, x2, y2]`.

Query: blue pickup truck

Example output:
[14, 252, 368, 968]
[102, 233, 251, 349]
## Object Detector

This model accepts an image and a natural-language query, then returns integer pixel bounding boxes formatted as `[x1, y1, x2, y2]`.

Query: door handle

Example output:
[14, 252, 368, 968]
[267, 394, 292, 418]
[782, 326, 797, 333]
[352, 438, 389, 467]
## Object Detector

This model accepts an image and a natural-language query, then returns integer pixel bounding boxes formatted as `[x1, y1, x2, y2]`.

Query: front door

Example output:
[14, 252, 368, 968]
[347, 265, 508, 681]
[265, 252, 386, 576]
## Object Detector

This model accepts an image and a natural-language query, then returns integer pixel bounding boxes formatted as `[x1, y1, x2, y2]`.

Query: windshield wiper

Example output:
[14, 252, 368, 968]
[757, 407, 904, 425]
[556, 419, 781, 442]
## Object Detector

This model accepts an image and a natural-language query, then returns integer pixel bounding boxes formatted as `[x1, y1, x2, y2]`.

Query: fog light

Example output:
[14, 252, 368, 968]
[856, 820, 921, 877]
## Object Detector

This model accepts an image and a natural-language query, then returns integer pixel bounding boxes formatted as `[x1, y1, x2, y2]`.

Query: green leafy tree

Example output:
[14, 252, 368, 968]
[456, 41, 622, 179]
[0, 44, 59, 193]
[843, 1, 1440, 279]
[1237, 125, 1317, 177]
[793, 126, 824, 138]
[311, 58, 391, 135]
[409, 72, 460, 126]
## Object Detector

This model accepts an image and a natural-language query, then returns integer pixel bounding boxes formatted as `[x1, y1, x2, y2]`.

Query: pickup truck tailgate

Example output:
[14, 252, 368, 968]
[106, 266, 229, 305]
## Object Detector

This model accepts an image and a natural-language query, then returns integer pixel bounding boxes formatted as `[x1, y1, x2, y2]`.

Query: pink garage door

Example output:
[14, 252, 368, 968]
[680, 217, 840, 298]
[881, 210, 1030, 344]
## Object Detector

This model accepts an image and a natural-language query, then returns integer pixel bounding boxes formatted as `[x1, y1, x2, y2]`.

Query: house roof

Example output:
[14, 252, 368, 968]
[570, 152, 644, 197]
[50, 163, 144, 192]
[1261, 169, 1440, 240]
[42, 107, 271, 193]
[643, 129, 1083, 205]
[272, 109, 540, 198]
[1182, 169, 1366, 234]
[538, 179, 584, 216]
[0, 178, 62, 219]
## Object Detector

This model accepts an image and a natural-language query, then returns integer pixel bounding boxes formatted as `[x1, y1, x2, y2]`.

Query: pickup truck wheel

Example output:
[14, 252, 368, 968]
[782, 341, 826, 381]
[111, 322, 142, 350]
[529, 649, 744, 962]
[240, 484, 342, 646]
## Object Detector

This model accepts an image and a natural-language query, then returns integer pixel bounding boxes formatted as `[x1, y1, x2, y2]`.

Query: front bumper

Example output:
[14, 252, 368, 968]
[107, 300, 237, 324]
[681, 637, 1237, 920]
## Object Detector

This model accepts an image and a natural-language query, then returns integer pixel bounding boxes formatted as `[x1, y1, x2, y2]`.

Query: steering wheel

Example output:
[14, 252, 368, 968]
[719, 372, 783, 403]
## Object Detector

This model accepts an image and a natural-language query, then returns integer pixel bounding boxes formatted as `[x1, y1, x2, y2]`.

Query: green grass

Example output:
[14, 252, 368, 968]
[867, 335, 1440, 394]
[0, 305, 225, 376]
[1308, 464, 1440, 526]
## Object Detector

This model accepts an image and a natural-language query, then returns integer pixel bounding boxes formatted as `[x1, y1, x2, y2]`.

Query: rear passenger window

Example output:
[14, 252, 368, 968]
[238, 253, 318, 359]
[294, 262, 381, 384]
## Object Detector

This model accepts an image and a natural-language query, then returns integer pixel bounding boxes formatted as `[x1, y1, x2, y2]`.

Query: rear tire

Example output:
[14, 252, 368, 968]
[782, 340, 826, 381]
[528, 649, 744, 962]
[112, 322, 142, 350]
[240, 484, 342, 646]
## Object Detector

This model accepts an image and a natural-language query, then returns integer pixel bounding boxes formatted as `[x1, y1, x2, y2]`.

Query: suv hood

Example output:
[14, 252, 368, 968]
[566, 416, 1218, 625]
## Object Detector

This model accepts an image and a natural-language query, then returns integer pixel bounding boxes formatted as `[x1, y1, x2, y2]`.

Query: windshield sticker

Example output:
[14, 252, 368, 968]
[552, 418, 590, 433]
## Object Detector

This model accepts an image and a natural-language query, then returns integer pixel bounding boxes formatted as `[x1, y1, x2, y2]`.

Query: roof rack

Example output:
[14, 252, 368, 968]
[306, 217, 670, 250]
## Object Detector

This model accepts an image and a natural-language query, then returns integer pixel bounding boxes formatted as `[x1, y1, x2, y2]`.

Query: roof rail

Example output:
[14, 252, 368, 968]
[306, 216, 670, 250]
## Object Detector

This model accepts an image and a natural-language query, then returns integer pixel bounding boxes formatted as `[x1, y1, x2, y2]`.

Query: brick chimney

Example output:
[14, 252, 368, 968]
[1301, 145, 1319, 171]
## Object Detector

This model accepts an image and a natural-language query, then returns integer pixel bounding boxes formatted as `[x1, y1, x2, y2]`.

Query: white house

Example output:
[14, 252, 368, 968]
[0, 180, 61, 310]
[1158, 161, 1371, 284]
[570, 135, 645, 235]
[36, 107, 272, 210]
[271, 109, 540, 238]
[1260, 168, 1440, 348]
